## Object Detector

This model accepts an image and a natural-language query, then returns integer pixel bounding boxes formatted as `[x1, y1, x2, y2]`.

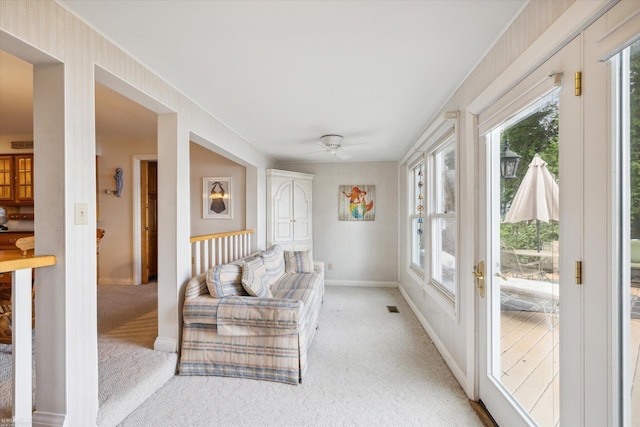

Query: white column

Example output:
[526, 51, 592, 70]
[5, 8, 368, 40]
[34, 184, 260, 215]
[155, 113, 191, 352]
[12, 268, 33, 425]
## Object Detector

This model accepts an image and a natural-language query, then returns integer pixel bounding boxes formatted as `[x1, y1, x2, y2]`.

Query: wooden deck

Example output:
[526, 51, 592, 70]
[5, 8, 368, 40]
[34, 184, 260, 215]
[499, 286, 640, 426]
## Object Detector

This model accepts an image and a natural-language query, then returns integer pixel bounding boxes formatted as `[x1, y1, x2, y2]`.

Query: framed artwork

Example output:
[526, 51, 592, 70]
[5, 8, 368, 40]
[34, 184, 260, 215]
[203, 177, 232, 219]
[339, 185, 375, 221]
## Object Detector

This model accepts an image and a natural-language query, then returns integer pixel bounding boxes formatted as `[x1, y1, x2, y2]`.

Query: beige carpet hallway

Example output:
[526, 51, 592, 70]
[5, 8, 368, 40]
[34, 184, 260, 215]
[120, 285, 481, 427]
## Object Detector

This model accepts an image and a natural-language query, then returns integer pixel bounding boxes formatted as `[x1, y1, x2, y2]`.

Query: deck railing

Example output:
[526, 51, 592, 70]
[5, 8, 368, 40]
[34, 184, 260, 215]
[0, 255, 56, 425]
[190, 229, 254, 276]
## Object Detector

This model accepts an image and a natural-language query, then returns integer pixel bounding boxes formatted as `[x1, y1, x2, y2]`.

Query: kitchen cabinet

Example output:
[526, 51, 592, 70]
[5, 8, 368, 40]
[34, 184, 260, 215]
[0, 154, 34, 205]
[266, 169, 313, 252]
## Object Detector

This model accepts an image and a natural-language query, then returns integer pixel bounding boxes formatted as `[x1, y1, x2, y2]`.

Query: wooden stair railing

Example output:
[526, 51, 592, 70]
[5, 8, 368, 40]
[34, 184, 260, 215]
[190, 229, 254, 276]
[0, 254, 56, 425]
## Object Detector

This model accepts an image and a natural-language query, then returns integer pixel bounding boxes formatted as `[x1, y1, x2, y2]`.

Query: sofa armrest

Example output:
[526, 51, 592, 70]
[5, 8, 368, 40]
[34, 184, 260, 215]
[314, 261, 324, 275]
[217, 296, 304, 336]
[183, 295, 220, 325]
[185, 273, 208, 299]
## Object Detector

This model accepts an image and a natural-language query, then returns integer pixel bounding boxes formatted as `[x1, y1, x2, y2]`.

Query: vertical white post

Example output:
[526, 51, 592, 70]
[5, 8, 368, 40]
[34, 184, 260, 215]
[12, 268, 33, 425]
[192, 243, 200, 277]
[202, 242, 209, 275]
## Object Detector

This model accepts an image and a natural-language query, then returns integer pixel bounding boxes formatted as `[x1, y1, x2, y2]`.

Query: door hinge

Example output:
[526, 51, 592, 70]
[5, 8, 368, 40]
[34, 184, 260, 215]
[575, 71, 582, 96]
[575, 261, 582, 285]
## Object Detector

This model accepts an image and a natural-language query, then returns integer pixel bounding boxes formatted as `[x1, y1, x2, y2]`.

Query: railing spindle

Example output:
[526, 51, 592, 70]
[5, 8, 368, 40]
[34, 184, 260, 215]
[189, 230, 255, 275]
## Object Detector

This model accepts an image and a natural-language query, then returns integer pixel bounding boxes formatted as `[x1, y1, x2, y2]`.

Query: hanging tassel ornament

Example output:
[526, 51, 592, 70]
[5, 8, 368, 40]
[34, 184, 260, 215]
[417, 166, 424, 241]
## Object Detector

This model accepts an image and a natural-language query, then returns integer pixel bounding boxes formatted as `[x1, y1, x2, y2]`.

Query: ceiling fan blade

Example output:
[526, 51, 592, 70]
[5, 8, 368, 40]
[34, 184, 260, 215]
[335, 150, 352, 160]
[341, 142, 371, 151]
[301, 149, 326, 156]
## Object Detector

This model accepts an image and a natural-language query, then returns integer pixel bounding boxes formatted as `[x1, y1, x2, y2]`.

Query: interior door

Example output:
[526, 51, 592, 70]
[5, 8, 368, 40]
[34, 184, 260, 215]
[141, 160, 158, 284]
[292, 180, 311, 242]
[478, 36, 582, 427]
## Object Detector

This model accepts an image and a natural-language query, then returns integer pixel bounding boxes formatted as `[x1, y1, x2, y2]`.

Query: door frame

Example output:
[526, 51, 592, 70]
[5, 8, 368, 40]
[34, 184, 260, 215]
[477, 39, 582, 423]
[467, 0, 615, 422]
[132, 153, 158, 285]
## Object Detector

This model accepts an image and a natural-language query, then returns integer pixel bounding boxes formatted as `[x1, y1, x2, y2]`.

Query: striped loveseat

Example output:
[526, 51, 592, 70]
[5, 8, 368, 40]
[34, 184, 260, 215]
[179, 245, 324, 384]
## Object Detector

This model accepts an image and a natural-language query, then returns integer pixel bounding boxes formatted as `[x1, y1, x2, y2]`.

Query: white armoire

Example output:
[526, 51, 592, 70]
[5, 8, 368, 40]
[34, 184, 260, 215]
[266, 169, 313, 252]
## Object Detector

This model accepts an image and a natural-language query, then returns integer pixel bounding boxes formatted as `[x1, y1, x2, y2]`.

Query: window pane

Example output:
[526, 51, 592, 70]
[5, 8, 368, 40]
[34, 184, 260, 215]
[437, 143, 456, 214]
[624, 39, 640, 427]
[413, 163, 424, 209]
[411, 162, 425, 270]
[412, 217, 426, 269]
[430, 138, 456, 299]
[431, 216, 455, 293]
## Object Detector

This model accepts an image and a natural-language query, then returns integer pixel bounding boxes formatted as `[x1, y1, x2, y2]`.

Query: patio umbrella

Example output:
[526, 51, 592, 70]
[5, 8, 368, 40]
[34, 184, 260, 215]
[503, 153, 559, 251]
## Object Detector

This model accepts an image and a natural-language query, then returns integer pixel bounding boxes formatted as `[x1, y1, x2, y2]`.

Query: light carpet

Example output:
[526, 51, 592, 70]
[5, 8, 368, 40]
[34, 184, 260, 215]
[97, 283, 177, 427]
[0, 283, 178, 426]
[120, 286, 481, 427]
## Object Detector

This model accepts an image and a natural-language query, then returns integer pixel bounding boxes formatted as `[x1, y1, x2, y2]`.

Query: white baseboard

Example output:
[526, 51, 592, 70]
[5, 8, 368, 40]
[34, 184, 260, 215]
[33, 411, 66, 427]
[98, 278, 136, 286]
[398, 283, 468, 393]
[325, 280, 399, 288]
[154, 336, 177, 353]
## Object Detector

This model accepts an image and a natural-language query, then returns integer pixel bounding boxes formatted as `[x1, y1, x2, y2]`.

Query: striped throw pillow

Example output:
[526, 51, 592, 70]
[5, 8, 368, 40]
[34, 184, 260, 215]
[241, 257, 273, 298]
[205, 263, 249, 298]
[284, 250, 314, 274]
[261, 244, 285, 286]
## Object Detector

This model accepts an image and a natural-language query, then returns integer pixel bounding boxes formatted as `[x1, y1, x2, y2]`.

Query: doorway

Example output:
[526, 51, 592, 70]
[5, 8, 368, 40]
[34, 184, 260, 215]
[140, 160, 158, 284]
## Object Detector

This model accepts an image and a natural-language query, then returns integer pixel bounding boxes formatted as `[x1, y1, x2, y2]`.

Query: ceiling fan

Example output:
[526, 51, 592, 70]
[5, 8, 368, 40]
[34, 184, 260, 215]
[306, 134, 371, 160]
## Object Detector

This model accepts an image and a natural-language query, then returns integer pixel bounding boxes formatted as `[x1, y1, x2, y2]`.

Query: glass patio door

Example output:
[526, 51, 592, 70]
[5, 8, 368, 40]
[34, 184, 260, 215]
[478, 36, 582, 427]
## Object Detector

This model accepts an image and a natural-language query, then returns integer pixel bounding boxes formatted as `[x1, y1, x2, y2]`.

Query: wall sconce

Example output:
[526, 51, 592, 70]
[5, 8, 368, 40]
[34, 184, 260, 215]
[500, 137, 521, 179]
[105, 168, 123, 197]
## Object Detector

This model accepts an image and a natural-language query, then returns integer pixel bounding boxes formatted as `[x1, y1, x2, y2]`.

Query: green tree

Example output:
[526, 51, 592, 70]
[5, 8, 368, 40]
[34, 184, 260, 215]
[500, 101, 559, 250]
[630, 41, 640, 238]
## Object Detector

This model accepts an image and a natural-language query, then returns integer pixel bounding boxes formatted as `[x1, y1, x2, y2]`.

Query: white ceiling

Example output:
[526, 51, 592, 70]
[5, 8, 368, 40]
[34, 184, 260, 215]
[2, 1, 527, 162]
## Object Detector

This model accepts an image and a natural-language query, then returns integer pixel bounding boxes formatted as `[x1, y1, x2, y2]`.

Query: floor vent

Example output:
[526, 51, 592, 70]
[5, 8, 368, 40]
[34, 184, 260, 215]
[387, 305, 399, 313]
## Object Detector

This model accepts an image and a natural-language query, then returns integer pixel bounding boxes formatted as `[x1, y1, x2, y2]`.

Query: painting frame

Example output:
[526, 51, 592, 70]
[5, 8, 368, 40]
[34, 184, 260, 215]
[203, 177, 232, 219]
[339, 184, 375, 221]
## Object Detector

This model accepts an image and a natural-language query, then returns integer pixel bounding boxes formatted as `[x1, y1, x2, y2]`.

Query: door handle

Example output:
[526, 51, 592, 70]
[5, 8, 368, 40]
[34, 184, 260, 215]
[473, 261, 486, 298]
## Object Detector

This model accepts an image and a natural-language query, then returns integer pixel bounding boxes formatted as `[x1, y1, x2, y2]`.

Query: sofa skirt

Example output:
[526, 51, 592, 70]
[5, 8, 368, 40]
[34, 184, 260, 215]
[179, 317, 317, 385]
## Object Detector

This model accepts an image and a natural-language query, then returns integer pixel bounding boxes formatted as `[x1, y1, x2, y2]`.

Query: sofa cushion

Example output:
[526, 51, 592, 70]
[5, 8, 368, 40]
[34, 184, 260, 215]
[261, 244, 285, 287]
[206, 263, 249, 298]
[217, 295, 306, 336]
[241, 257, 273, 298]
[284, 250, 314, 273]
[271, 272, 323, 293]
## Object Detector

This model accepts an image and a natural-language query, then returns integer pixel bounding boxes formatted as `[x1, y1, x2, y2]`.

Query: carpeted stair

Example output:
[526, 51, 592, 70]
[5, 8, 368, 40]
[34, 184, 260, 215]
[0, 282, 177, 426]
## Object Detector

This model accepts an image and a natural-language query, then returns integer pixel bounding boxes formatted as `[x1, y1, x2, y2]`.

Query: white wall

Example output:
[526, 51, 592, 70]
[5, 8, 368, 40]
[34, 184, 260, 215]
[278, 161, 398, 285]
[97, 138, 157, 285]
[190, 142, 246, 236]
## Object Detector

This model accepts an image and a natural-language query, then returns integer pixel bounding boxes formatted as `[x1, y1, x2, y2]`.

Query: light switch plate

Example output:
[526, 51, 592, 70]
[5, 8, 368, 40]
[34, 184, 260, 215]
[74, 203, 88, 225]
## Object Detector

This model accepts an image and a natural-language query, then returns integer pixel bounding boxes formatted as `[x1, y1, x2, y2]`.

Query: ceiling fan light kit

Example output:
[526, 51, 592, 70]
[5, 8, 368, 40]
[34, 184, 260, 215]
[320, 134, 344, 149]
[303, 134, 371, 160]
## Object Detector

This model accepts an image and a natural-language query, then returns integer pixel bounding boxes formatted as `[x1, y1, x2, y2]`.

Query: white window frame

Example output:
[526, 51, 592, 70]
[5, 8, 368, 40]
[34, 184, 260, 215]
[426, 135, 457, 307]
[403, 112, 459, 316]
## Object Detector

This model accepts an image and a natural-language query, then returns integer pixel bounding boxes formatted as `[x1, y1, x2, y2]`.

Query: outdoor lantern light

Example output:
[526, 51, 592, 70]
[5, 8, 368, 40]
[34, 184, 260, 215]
[500, 138, 521, 179]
